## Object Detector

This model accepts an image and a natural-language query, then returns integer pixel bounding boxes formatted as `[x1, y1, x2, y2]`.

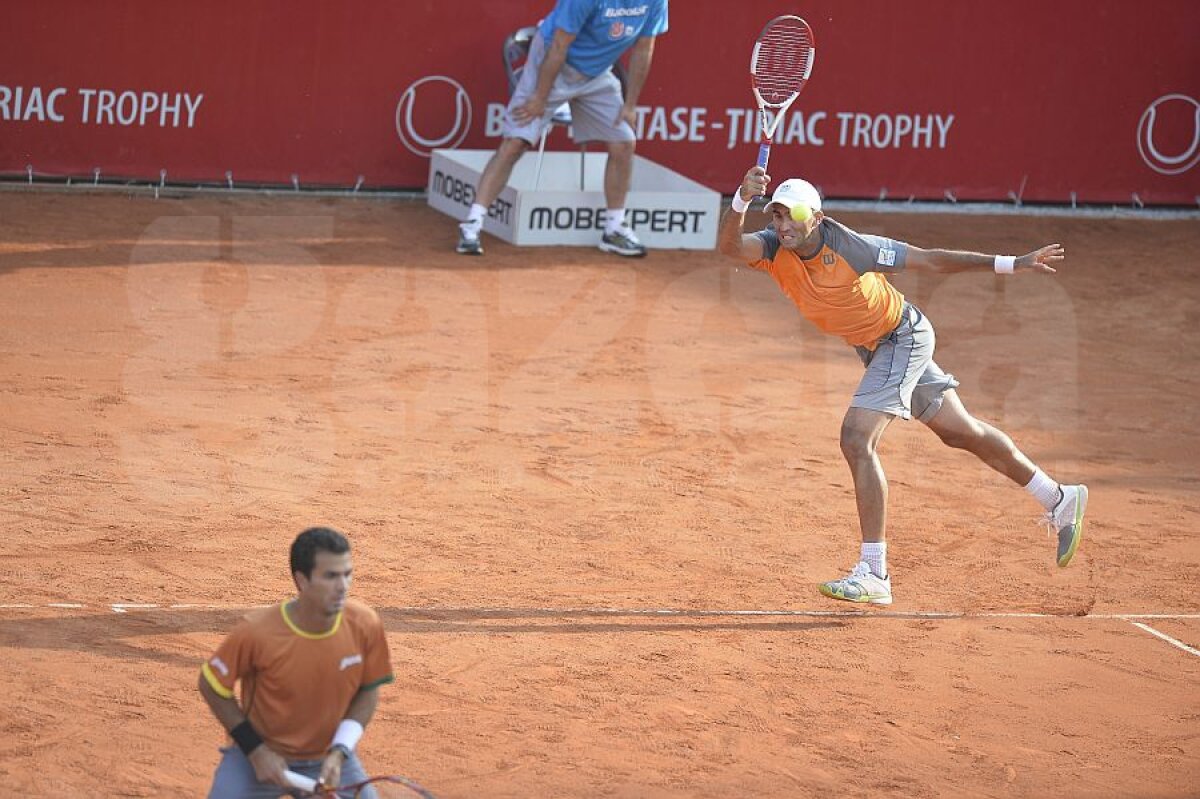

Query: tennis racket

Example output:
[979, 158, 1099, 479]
[286, 769, 438, 798]
[750, 15, 816, 171]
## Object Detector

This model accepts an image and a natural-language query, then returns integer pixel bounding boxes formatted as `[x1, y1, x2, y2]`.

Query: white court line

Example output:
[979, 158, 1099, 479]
[388, 606, 1200, 621]
[0, 603, 1198, 620]
[110, 603, 158, 614]
[1129, 621, 1200, 659]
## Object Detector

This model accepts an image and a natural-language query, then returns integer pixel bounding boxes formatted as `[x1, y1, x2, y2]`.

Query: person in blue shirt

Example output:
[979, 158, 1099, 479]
[456, 0, 669, 258]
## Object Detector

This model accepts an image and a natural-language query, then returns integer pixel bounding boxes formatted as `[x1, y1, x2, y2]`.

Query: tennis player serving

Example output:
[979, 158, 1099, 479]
[719, 166, 1088, 605]
[199, 527, 395, 797]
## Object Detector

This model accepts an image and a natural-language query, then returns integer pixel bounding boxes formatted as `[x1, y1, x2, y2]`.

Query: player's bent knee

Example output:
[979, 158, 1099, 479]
[839, 428, 875, 461]
[498, 138, 532, 159]
[606, 140, 635, 158]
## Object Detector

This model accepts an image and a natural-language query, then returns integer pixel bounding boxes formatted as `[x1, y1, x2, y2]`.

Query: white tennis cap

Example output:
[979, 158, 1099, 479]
[768, 178, 822, 214]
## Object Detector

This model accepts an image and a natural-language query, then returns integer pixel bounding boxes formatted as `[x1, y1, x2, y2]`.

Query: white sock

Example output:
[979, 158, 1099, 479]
[605, 208, 626, 234]
[464, 203, 487, 228]
[861, 541, 887, 579]
[1024, 468, 1062, 512]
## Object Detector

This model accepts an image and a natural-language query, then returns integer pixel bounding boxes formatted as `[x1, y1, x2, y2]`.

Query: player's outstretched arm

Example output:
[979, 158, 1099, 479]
[717, 167, 770, 265]
[905, 243, 1066, 274]
[1015, 243, 1066, 273]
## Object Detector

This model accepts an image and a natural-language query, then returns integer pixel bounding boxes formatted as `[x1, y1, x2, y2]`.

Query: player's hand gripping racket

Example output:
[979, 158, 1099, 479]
[286, 769, 438, 798]
[750, 15, 816, 171]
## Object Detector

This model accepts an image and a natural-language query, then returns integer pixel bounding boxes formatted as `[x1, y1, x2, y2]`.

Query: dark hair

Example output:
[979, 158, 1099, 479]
[290, 526, 350, 578]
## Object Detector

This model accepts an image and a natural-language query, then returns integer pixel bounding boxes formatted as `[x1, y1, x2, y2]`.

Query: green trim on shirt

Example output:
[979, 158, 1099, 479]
[360, 674, 395, 692]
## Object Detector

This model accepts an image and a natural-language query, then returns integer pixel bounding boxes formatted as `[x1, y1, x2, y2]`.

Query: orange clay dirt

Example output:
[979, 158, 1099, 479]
[0, 190, 1197, 797]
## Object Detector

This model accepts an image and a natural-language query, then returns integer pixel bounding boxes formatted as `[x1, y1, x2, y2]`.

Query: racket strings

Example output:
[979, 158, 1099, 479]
[753, 24, 814, 103]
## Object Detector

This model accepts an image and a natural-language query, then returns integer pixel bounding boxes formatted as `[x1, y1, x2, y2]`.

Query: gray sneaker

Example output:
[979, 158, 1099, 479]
[1045, 484, 1087, 567]
[599, 225, 647, 257]
[456, 222, 483, 256]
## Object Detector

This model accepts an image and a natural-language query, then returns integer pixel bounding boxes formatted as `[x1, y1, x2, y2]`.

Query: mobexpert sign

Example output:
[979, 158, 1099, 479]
[427, 149, 719, 250]
[528, 205, 706, 236]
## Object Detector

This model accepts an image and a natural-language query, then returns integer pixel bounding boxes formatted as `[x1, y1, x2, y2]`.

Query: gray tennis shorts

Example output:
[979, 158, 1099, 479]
[852, 303, 959, 422]
[207, 746, 376, 799]
[503, 31, 635, 146]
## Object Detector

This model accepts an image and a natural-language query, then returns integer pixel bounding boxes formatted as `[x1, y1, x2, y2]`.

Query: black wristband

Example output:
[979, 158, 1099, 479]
[231, 720, 263, 756]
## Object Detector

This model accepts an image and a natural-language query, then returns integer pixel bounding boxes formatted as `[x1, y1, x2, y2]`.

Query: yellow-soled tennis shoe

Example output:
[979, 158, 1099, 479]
[819, 561, 892, 605]
[1047, 484, 1087, 567]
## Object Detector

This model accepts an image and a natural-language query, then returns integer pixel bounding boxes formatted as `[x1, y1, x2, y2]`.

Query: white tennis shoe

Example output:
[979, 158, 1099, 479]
[456, 222, 483, 256]
[1045, 484, 1087, 567]
[819, 561, 892, 605]
[599, 225, 647, 257]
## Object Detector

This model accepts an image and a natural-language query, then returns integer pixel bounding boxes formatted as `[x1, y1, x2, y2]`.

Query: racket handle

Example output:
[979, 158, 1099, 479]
[285, 770, 317, 792]
[756, 141, 771, 170]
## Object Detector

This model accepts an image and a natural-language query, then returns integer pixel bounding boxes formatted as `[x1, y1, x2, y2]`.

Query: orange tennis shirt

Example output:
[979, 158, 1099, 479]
[201, 599, 394, 760]
[749, 218, 909, 349]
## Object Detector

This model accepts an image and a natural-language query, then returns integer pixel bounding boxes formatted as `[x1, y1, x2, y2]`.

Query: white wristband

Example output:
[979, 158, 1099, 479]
[285, 771, 317, 792]
[730, 189, 750, 214]
[994, 255, 1015, 274]
[331, 719, 364, 752]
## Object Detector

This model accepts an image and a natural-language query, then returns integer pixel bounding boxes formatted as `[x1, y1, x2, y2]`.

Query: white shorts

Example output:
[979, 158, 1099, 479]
[503, 31, 635, 146]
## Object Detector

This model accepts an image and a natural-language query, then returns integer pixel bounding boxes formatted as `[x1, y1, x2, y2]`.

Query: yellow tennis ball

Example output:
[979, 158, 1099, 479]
[790, 204, 813, 223]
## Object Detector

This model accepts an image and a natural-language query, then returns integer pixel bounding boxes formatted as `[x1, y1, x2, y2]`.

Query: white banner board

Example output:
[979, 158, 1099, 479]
[428, 149, 721, 250]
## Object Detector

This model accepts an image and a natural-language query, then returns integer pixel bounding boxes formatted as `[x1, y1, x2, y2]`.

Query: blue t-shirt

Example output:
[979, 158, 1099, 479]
[539, 0, 669, 78]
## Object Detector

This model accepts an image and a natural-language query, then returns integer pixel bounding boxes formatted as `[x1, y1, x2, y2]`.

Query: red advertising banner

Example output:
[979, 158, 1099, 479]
[2, 1, 1198, 204]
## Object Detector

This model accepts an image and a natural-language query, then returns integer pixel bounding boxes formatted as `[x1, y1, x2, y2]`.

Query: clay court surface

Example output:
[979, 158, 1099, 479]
[1, 190, 1197, 797]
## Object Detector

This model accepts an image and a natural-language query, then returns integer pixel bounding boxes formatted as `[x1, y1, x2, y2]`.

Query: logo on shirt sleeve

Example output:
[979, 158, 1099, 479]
[876, 248, 897, 267]
[339, 653, 364, 671]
